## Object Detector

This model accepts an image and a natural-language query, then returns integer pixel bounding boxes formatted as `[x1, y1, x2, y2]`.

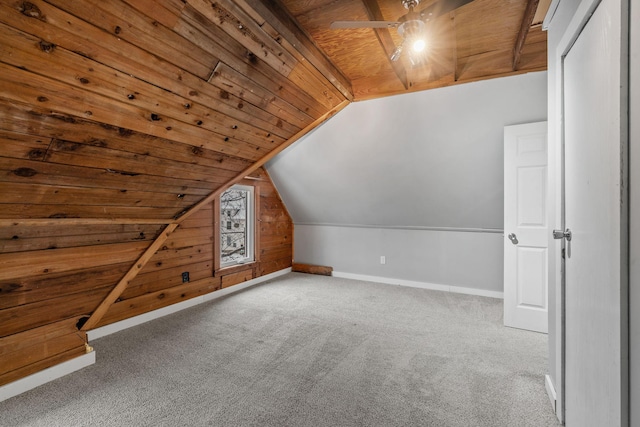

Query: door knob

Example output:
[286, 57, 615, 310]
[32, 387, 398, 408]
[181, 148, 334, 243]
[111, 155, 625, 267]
[552, 228, 572, 241]
[508, 233, 519, 245]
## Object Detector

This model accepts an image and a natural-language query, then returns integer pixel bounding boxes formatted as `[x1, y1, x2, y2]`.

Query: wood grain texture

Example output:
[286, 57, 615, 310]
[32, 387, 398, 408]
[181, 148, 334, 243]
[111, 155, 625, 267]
[241, 0, 353, 101]
[512, 0, 541, 70]
[80, 224, 179, 331]
[0, 318, 83, 357]
[361, 0, 408, 89]
[0, 242, 147, 281]
[281, 0, 548, 99]
[221, 268, 255, 288]
[0, 263, 132, 310]
[292, 263, 333, 275]
[0, 286, 110, 338]
[0, 345, 86, 387]
[94, 277, 221, 327]
[0, 331, 86, 377]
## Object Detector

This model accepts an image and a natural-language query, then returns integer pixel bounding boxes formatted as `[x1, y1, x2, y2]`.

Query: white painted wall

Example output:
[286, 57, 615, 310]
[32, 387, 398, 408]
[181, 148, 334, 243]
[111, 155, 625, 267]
[295, 225, 503, 296]
[266, 72, 547, 295]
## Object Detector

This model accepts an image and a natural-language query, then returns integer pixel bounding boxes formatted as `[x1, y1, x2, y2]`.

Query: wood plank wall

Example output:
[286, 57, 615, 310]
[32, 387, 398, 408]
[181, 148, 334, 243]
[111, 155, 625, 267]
[94, 168, 293, 329]
[0, 0, 344, 387]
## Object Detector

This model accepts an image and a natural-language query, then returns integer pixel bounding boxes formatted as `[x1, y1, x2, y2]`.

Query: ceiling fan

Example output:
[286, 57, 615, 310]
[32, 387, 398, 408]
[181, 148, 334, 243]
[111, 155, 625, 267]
[330, 0, 474, 64]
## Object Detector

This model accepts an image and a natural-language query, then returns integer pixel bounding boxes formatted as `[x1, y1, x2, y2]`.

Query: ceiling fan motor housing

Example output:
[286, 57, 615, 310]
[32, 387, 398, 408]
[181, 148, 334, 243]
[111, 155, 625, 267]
[402, 0, 421, 9]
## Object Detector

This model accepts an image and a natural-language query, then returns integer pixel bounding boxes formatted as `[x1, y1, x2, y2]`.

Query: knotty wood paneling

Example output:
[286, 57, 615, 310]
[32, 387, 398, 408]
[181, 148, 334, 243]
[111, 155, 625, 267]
[95, 168, 293, 327]
[0, 242, 148, 281]
[0, 224, 163, 253]
[0, 263, 132, 311]
[0, 0, 330, 387]
[95, 277, 222, 327]
[0, 286, 111, 338]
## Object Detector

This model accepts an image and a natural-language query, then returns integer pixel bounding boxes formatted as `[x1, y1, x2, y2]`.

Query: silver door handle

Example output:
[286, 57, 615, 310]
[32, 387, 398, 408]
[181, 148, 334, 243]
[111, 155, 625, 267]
[552, 228, 572, 241]
[508, 233, 518, 245]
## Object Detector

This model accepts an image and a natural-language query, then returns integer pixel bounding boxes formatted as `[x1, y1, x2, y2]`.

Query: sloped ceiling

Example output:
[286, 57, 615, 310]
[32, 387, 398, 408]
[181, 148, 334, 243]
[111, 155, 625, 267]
[1, 0, 349, 225]
[0, 0, 548, 229]
[266, 71, 548, 230]
[0, 0, 548, 385]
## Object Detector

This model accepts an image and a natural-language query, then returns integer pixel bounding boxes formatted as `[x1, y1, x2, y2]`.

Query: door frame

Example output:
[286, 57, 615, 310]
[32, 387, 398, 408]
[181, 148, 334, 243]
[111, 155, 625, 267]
[553, 0, 630, 423]
[630, 0, 639, 423]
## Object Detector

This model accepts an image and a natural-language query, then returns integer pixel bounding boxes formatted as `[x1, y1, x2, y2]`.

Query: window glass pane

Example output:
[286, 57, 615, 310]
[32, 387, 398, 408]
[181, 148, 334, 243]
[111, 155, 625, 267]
[220, 186, 252, 266]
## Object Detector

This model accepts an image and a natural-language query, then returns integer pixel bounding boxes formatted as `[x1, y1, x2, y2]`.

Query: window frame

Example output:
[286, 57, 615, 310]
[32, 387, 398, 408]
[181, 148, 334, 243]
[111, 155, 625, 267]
[218, 184, 255, 268]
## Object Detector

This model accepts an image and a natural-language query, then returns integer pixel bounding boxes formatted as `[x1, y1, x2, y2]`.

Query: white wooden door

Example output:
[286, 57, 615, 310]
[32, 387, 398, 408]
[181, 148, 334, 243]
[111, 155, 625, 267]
[560, 0, 628, 424]
[504, 122, 548, 333]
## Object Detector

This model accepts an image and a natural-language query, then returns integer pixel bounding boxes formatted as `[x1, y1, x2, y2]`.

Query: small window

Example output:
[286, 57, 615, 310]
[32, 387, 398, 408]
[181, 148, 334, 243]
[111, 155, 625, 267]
[220, 185, 254, 267]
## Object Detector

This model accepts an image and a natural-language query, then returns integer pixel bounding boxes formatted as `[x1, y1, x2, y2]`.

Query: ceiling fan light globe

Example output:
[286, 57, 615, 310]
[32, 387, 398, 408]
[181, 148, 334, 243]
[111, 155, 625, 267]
[412, 39, 426, 52]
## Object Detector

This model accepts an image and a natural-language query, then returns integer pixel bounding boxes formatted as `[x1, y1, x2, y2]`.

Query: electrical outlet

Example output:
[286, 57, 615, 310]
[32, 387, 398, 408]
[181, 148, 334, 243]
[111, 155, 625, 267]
[380, 256, 386, 265]
[181, 271, 190, 283]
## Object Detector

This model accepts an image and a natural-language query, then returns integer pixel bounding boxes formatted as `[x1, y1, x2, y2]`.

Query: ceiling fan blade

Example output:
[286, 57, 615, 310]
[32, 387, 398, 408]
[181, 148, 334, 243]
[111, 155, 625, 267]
[419, 0, 475, 20]
[330, 20, 399, 29]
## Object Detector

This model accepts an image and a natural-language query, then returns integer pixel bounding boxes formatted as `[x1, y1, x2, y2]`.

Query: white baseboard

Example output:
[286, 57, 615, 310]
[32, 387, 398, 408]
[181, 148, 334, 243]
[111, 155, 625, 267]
[0, 351, 95, 403]
[87, 268, 291, 341]
[1, 269, 291, 403]
[545, 374, 557, 414]
[331, 271, 504, 299]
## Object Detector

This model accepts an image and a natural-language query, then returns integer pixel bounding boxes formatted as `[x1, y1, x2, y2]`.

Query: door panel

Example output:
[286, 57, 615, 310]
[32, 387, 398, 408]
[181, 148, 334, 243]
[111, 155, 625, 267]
[517, 247, 547, 309]
[518, 166, 546, 226]
[561, 0, 628, 423]
[504, 121, 548, 333]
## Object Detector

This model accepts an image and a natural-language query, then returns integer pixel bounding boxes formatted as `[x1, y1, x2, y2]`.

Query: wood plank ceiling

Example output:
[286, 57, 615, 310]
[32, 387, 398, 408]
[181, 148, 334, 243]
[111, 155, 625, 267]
[281, 0, 548, 99]
[0, 0, 548, 386]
